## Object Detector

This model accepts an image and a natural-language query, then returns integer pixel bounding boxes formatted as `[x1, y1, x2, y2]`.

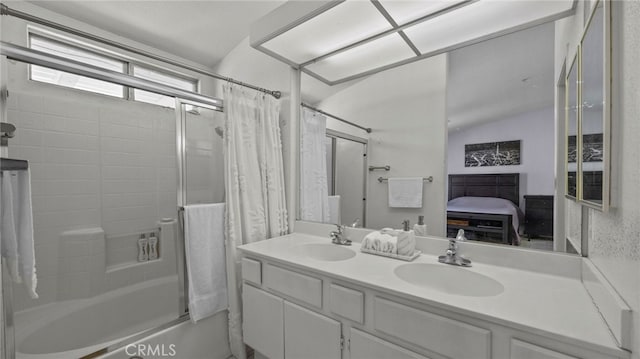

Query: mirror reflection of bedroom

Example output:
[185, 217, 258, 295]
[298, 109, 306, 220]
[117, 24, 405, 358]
[446, 23, 557, 252]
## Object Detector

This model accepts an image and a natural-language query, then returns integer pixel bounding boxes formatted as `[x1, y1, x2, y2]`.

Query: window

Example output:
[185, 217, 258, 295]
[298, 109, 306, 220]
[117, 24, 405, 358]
[133, 66, 197, 108]
[30, 35, 126, 98]
[28, 34, 199, 107]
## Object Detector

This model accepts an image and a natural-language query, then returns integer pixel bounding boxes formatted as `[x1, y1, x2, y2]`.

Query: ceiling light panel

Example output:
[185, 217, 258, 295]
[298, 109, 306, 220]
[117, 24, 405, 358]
[378, 0, 468, 25]
[404, 0, 574, 55]
[261, 1, 393, 65]
[305, 33, 415, 83]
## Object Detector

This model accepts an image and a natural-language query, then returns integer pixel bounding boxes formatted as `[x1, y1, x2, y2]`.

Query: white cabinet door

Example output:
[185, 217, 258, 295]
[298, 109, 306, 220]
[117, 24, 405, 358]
[284, 301, 342, 359]
[510, 339, 579, 359]
[349, 328, 430, 359]
[243, 284, 284, 359]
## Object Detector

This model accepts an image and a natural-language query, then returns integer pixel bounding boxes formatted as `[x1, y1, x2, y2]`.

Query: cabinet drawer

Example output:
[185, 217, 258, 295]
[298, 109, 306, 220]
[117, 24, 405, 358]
[241, 258, 262, 285]
[526, 208, 552, 220]
[526, 200, 552, 209]
[374, 297, 491, 359]
[329, 283, 364, 324]
[525, 196, 553, 210]
[350, 328, 429, 359]
[510, 339, 578, 359]
[264, 264, 322, 308]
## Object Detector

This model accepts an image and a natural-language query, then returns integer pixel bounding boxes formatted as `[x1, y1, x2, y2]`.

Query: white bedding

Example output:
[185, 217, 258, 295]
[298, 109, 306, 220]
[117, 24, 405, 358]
[447, 196, 523, 245]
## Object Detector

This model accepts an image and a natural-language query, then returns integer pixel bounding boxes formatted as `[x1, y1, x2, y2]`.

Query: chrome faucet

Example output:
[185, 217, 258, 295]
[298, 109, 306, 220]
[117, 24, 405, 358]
[330, 224, 351, 245]
[330, 219, 358, 246]
[438, 229, 471, 267]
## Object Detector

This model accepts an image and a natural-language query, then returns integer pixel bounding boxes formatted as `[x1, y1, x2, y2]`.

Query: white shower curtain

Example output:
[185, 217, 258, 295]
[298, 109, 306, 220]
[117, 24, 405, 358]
[223, 84, 288, 359]
[299, 107, 330, 222]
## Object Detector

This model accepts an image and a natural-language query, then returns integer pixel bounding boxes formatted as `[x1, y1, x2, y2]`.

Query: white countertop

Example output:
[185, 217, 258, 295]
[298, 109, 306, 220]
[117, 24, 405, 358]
[238, 232, 627, 358]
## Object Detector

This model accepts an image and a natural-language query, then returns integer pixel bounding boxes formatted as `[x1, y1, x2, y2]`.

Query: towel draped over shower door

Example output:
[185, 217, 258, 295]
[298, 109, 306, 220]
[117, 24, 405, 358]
[223, 84, 288, 359]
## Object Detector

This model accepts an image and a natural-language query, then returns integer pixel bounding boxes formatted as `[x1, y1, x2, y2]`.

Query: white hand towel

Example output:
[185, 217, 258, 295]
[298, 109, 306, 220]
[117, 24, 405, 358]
[328, 195, 341, 224]
[362, 233, 375, 250]
[380, 236, 397, 254]
[363, 233, 382, 251]
[1, 170, 38, 299]
[184, 203, 228, 323]
[362, 230, 397, 254]
[388, 177, 423, 208]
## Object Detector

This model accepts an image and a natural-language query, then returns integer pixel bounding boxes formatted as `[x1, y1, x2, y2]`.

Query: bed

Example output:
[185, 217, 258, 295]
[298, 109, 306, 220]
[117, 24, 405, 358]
[447, 173, 523, 245]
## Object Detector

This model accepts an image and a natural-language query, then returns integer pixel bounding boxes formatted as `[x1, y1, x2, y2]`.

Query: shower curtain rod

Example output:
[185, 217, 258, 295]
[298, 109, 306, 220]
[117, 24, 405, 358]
[301, 103, 372, 133]
[1, 41, 224, 110]
[0, 4, 282, 99]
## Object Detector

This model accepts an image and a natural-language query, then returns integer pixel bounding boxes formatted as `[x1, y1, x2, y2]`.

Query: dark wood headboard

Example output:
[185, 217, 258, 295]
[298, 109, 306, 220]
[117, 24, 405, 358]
[448, 173, 520, 206]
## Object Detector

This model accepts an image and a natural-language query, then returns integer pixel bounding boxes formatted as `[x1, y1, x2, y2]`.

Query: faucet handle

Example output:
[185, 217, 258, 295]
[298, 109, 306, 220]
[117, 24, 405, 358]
[455, 229, 467, 242]
[351, 218, 360, 228]
[334, 223, 345, 233]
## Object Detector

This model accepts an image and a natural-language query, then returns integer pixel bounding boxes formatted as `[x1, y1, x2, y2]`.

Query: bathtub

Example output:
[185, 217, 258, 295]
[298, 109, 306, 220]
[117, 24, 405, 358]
[15, 276, 179, 359]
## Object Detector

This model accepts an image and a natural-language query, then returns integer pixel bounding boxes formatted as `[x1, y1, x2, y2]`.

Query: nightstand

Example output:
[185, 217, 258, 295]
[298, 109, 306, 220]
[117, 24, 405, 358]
[524, 195, 554, 238]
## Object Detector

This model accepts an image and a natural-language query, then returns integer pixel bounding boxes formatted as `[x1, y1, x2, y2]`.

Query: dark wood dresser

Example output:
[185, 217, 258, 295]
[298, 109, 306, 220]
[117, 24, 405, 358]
[524, 195, 554, 238]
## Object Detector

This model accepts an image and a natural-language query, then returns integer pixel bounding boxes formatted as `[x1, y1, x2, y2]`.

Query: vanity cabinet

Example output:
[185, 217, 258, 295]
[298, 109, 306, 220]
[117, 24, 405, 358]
[243, 283, 341, 359]
[373, 297, 491, 359]
[243, 284, 284, 359]
[241, 257, 626, 359]
[349, 328, 429, 359]
[510, 339, 579, 359]
[284, 301, 341, 359]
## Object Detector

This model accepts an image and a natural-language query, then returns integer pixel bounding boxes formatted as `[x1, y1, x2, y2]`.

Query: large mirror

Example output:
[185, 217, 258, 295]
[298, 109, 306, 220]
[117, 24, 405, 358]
[578, 0, 610, 210]
[299, 21, 572, 254]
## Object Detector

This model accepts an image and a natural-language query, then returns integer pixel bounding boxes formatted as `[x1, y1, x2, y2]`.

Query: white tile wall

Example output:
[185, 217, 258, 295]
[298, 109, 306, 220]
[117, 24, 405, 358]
[7, 87, 215, 310]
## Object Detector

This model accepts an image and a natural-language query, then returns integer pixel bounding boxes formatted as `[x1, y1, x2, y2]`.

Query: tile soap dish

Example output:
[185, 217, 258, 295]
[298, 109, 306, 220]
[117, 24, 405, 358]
[360, 247, 421, 261]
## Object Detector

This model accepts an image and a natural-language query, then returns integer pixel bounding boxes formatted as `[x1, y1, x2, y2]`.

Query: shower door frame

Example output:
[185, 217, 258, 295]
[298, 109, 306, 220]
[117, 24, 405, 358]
[325, 128, 368, 227]
[0, 44, 225, 359]
[1, 54, 16, 359]
[174, 98, 224, 317]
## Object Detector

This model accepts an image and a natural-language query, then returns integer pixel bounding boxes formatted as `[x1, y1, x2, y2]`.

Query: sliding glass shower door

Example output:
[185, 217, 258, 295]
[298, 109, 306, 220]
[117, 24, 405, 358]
[1, 50, 224, 358]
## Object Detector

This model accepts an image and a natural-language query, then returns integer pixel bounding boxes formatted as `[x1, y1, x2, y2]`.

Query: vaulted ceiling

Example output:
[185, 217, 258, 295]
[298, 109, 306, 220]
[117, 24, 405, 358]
[24, 0, 285, 68]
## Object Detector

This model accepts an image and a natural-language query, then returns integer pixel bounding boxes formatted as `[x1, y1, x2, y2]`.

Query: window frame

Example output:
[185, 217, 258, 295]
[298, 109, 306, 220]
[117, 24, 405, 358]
[130, 64, 199, 109]
[27, 31, 201, 108]
[28, 33, 129, 99]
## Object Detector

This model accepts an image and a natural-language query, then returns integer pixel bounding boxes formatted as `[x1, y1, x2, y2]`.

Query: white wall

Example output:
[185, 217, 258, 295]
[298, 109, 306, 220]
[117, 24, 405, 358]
[447, 107, 555, 209]
[555, 1, 640, 357]
[316, 56, 448, 236]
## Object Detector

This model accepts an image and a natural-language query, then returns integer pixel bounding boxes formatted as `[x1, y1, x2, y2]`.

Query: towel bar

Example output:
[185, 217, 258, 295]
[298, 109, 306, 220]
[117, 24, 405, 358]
[378, 176, 434, 183]
[369, 165, 390, 171]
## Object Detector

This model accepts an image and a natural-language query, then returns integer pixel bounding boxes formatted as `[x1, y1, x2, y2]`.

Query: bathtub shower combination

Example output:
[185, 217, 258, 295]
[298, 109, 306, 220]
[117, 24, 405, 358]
[1, 96, 229, 358]
[0, 5, 280, 356]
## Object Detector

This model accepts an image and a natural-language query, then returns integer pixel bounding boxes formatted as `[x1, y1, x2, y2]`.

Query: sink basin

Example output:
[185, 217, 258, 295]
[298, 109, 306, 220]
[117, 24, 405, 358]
[394, 263, 504, 297]
[291, 243, 356, 261]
